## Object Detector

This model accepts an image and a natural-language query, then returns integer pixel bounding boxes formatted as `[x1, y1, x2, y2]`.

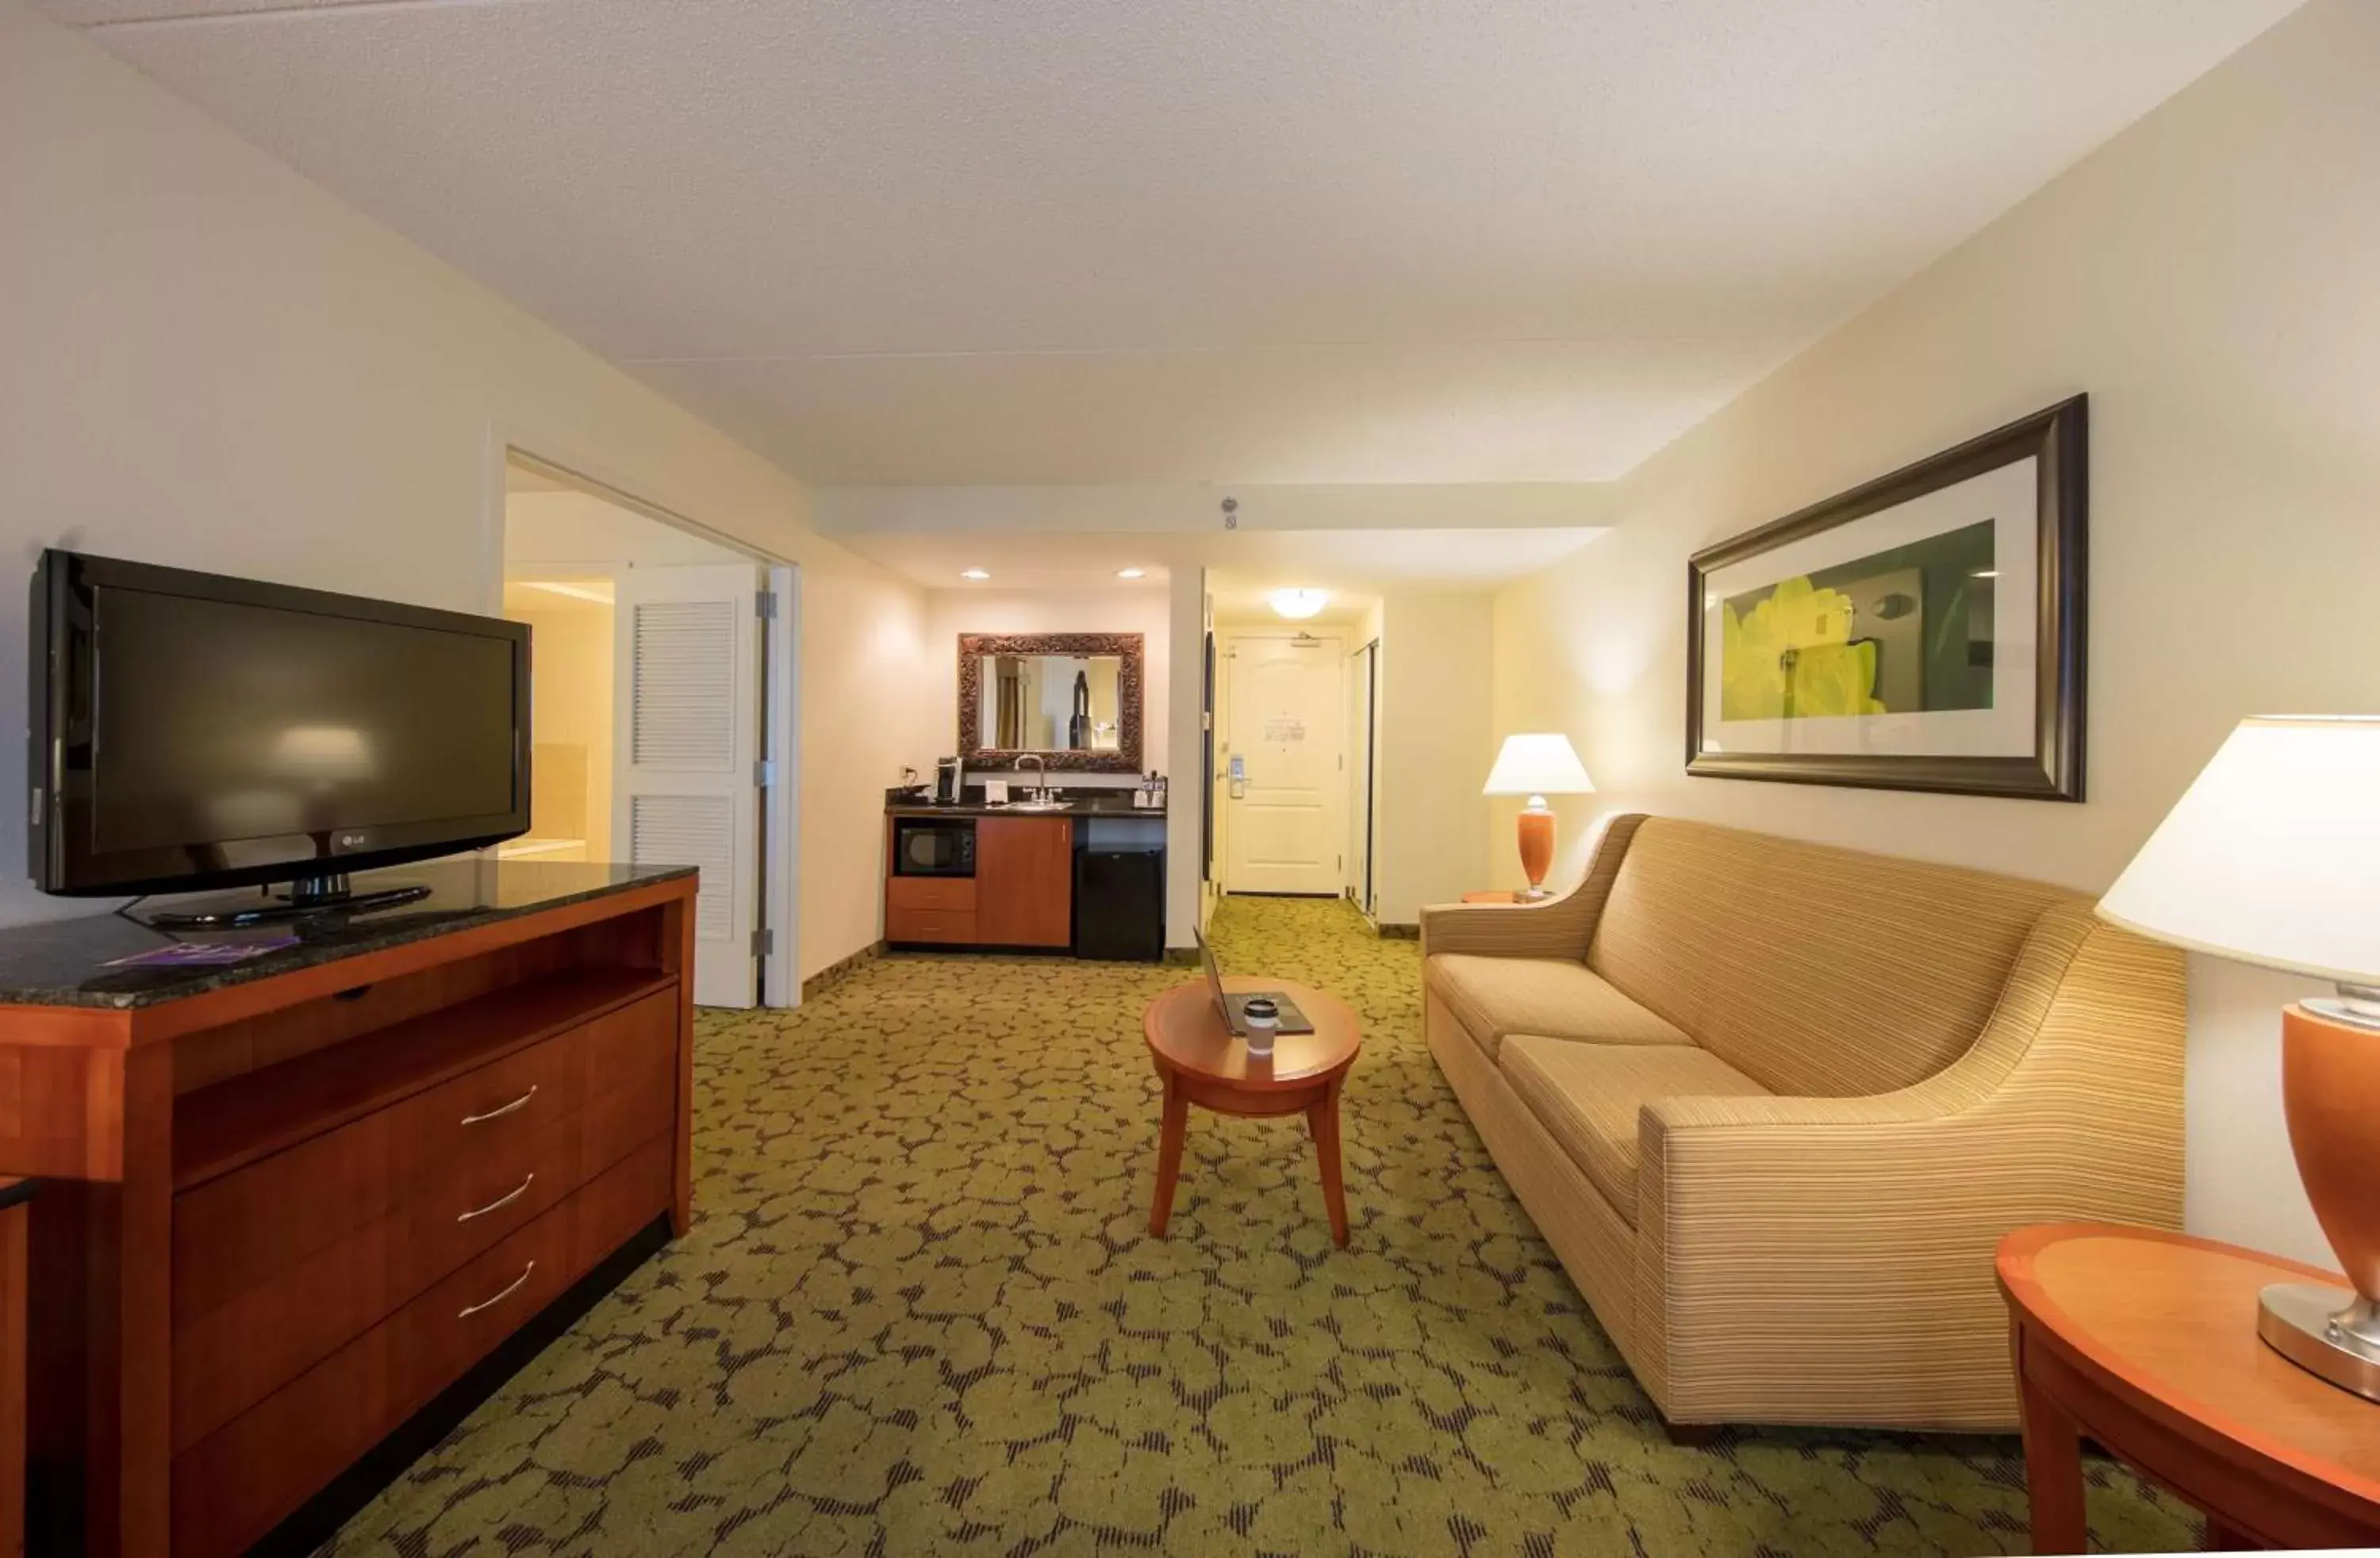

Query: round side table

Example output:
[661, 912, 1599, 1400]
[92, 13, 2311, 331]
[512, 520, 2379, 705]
[1997, 1222, 2380, 1553]
[1142, 977, 1361, 1245]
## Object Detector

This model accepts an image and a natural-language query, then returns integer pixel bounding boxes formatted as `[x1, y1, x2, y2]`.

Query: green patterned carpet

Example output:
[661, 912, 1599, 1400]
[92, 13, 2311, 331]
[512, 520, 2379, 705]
[324, 896, 2197, 1557]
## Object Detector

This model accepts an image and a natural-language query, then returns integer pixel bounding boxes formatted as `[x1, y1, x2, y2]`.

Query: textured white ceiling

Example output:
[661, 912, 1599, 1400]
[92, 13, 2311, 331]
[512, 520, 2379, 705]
[57, 0, 2297, 484]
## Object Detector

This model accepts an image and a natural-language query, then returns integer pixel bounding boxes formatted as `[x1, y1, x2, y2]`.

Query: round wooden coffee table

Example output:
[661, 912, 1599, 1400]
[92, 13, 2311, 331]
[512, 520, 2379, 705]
[1142, 977, 1361, 1246]
[1998, 1223, 2380, 1553]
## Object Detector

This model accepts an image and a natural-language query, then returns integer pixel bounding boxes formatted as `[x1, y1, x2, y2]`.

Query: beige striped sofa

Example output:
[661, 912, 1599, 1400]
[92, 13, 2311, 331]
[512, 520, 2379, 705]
[1421, 814, 2185, 1433]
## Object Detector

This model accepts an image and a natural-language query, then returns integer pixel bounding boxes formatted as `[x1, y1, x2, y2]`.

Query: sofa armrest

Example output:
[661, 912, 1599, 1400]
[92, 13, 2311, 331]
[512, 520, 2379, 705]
[1418, 812, 1646, 961]
[1630, 904, 2186, 1427]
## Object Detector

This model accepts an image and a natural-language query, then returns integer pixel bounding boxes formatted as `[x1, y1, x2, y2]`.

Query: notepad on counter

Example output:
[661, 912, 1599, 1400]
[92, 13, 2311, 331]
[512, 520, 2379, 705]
[106, 935, 298, 969]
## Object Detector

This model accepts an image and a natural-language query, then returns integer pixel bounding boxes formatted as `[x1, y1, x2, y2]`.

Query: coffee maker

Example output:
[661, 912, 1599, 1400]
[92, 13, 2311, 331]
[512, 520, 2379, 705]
[935, 757, 965, 804]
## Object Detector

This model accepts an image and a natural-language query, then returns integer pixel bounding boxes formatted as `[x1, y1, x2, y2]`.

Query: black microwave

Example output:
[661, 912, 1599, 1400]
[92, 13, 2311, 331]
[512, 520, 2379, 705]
[892, 816, 976, 877]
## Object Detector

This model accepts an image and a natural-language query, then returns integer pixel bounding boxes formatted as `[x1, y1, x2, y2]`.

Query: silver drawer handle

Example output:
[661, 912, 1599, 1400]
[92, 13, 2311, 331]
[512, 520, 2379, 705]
[455, 1172, 535, 1223]
[460, 1085, 536, 1126]
[458, 1261, 536, 1319]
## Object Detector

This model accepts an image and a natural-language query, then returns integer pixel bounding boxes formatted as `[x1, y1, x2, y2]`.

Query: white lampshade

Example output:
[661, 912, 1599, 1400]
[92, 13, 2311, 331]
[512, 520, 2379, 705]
[1484, 733, 1595, 799]
[2098, 716, 2380, 986]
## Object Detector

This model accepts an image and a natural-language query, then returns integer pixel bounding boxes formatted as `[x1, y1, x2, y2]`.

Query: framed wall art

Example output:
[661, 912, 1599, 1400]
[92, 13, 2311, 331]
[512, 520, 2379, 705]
[1685, 396, 2086, 800]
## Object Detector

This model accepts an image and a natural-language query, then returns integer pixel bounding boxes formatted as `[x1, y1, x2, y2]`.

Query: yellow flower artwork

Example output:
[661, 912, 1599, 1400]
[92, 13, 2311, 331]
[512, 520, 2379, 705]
[1720, 575, 1887, 720]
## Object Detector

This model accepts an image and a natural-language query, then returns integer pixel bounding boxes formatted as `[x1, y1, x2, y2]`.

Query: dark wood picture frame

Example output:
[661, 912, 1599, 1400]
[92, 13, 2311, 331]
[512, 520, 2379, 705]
[958, 631, 1146, 773]
[1684, 396, 2086, 800]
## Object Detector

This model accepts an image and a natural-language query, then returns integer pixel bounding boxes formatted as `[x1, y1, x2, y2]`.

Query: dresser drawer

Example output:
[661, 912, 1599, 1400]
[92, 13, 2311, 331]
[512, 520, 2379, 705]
[572, 1130, 674, 1275]
[174, 1022, 582, 1326]
[174, 994, 670, 1323]
[580, 1019, 675, 1183]
[173, 1199, 578, 1558]
[887, 907, 977, 944]
[886, 875, 977, 913]
[170, 992, 675, 1451]
[391, 1014, 588, 1182]
[171, 1103, 582, 1452]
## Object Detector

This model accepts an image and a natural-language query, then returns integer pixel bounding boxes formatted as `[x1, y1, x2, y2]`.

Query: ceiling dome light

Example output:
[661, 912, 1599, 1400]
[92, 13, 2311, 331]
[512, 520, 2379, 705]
[1115, 567, 1147, 580]
[1269, 588, 1330, 620]
[959, 568, 991, 581]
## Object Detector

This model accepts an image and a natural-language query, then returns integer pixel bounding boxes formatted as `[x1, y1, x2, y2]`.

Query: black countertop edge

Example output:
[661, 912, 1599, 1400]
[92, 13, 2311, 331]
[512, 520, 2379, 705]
[0, 862, 698, 1012]
[885, 800, 1169, 819]
[0, 1177, 35, 1210]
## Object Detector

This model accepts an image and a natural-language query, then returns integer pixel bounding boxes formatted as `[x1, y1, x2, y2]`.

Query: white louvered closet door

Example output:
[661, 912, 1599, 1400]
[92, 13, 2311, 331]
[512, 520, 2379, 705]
[612, 563, 763, 1008]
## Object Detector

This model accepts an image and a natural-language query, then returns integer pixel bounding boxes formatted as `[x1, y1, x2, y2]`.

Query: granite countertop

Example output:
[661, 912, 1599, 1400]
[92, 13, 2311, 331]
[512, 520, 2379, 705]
[0, 860, 696, 1011]
[885, 794, 1168, 819]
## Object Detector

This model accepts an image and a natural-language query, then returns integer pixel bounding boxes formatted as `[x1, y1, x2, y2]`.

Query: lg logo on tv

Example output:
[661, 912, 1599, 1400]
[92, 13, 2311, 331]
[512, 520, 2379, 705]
[337, 832, 368, 850]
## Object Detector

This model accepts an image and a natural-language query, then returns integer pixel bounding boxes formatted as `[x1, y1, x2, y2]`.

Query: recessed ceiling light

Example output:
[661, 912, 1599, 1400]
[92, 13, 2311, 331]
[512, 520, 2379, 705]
[960, 568, 991, 581]
[1115, 567, 1147, 580]
[1269, 588, 1331, 620]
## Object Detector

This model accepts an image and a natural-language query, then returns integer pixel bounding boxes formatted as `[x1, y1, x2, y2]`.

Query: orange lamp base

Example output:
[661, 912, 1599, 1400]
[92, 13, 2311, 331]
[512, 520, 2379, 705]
[2260, 1002, 2380, 1399]
[2282, 1003, 2380, 1298]
[1515, 807, 1555, 896]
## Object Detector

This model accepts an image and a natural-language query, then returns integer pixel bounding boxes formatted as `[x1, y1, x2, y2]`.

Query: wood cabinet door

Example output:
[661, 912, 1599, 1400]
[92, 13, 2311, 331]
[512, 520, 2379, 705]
[974, 818, 1074, 948]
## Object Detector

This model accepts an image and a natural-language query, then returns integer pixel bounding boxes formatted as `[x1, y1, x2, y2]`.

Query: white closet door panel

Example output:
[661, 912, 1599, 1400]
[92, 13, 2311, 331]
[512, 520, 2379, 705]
[631, 601, 738, 769]
[630, 793, 735, 943]
[612, 563, 762, 1009]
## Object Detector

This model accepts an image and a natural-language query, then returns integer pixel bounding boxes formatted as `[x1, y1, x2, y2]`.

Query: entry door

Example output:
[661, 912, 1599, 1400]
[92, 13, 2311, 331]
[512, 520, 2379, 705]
[612, 563, 763, 1008]
[1223, 633, 1346, 895]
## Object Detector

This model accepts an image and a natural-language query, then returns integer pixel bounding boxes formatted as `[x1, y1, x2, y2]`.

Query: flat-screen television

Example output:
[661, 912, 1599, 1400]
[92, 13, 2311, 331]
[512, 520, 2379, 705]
[29, 551, 529, 903]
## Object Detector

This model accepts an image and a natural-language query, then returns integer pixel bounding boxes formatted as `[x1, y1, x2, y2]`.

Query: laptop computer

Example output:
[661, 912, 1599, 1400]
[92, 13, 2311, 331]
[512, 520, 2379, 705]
[1196, 928, 1315, 1036]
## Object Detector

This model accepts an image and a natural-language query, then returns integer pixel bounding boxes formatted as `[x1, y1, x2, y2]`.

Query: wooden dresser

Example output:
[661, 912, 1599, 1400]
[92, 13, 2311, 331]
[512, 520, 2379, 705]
[0, 861, 698, 1558]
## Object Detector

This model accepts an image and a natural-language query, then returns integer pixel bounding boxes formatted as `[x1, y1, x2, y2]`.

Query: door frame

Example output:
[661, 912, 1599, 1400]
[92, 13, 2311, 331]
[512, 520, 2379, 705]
[1216, 626, 1349, 896]
[1348, 637, 1380, 920]
[761, 563, 800, 1008]
[489, 437, 803, 1008]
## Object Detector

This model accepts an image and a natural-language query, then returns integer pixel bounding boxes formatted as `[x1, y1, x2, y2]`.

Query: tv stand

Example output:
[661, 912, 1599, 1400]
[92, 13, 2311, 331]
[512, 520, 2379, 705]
[2, 861, 698, 1558]
[146, 873, 432, 930]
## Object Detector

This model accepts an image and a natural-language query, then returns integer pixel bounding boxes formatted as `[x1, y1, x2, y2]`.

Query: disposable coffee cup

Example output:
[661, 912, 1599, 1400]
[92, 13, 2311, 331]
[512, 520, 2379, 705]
[1242, 997, 1280, 1056]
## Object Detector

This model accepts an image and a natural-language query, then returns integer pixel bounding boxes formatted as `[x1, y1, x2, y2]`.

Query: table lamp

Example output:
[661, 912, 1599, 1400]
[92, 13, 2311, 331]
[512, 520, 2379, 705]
[1484, 733, 1595, 899]
[2098, 715, 2380, 1401]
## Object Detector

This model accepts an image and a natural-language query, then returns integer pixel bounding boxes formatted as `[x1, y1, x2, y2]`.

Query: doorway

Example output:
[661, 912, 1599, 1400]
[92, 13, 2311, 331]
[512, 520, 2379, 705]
[501, 455, 796, 1010]
[1219, 629, 1347, 896]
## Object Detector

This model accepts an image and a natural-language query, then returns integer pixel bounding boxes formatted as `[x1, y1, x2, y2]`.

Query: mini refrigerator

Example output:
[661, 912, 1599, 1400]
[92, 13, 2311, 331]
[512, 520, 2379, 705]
[1073, 816, 1166, 961]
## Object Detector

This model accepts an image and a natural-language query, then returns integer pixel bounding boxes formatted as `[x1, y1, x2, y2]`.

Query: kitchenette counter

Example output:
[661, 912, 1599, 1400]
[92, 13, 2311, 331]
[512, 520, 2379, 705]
[885, 795, 1165, 819]
[885, 793, 1165, 961]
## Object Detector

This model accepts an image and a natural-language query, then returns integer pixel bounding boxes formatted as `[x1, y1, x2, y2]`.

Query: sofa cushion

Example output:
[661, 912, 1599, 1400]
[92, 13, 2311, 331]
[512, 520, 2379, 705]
[1426, 954, 1693, 1061]
[1586, 817, 2077, 1099]
[1499, 1038, 1770, 1226]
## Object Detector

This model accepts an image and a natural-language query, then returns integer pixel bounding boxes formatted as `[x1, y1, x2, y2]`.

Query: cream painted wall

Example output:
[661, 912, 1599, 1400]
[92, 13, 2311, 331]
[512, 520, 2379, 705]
[500, 594, 615, 854]
[1374, 592, 1495, 927]
[916, 587, 1173, 785]
[0, 0, 927, 982]
[1488, 0, 2380, 1266]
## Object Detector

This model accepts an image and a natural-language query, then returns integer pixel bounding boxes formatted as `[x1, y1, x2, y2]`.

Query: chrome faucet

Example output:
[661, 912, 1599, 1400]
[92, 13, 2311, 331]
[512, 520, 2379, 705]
[1017, 754, 1048, 802]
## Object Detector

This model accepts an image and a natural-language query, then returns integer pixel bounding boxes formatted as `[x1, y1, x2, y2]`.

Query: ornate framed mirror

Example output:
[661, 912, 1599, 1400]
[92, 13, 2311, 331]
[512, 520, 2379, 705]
[958, 631, 1145, 773]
